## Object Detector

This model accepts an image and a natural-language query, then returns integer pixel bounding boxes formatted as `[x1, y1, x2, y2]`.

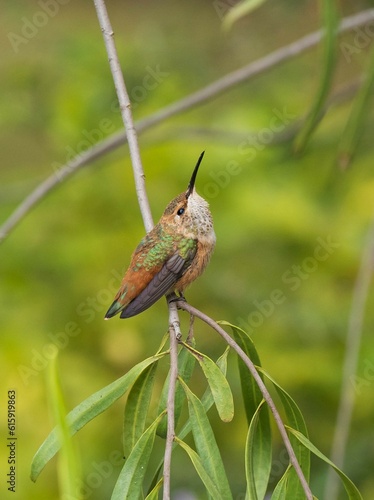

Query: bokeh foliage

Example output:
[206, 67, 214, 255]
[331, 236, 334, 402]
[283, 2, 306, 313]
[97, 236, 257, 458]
[1, 0, 374, 498]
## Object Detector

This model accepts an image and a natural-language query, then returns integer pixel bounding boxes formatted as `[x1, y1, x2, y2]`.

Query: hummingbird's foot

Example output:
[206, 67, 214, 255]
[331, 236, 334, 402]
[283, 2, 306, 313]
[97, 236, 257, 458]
[167, 292, 187, 305]
[178, 291, 186, 302]
[175, 292, 187, 311]
[166, 292, 178, 304]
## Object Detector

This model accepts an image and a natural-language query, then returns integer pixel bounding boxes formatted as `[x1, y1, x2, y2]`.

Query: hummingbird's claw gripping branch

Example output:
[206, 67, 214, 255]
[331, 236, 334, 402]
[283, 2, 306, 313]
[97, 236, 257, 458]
[167, 292, 187, 307]
[166, 292, 179, 304]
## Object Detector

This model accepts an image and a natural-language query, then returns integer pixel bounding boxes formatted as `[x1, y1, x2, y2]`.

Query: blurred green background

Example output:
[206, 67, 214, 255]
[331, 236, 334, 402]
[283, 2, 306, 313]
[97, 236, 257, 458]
[1, 0, 374, 498]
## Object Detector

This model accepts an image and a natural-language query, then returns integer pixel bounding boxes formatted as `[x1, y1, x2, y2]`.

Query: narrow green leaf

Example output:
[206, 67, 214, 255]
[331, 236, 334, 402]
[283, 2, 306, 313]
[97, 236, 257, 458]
[200, 345, 230, 409]
[123, 362, 158, 457]
[222, 0, 267, 32]
[179, 346, 231, 439]
[215, 345, 230, 373]
[156, 331, 170, 354]
[257, 367, 310, 498]
[226, 322, 264, 424]
[286, 427, 363, 500]
[218, 322, 262, 367]
[222, 325, 272, 498]
[183, 343, 234, 422]
[246, 400, 272, 500]
[271, 465, 292, 500]
[257, 367, 308, 435]
[293, 0, 339, 152]
[31, 352, 166, 482]
[47, 350, 81, 500]
[176, 438, 223, 499]
[145, 477, 163, 500]
[337, 45, 374, 169]
[111, 412, 165, 500]
[157, 342, 196, 438]
[179, 378, 233, 500]
[271, 467, 319, 500]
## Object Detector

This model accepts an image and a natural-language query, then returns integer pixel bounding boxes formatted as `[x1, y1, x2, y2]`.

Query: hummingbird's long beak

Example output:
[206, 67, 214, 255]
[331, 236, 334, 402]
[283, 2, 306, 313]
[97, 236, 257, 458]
[186, 151, 205, 198]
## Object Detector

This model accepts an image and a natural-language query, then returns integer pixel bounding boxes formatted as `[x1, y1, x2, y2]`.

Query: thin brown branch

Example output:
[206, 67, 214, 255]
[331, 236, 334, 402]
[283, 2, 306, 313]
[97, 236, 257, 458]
[163, 301, 182, 500]
[162, 77, 363, 146]
[1, 9, 374, 243]
[93, 0, 153, 232]
[177, 300, 314, 500]
[324, 211, 374, 500]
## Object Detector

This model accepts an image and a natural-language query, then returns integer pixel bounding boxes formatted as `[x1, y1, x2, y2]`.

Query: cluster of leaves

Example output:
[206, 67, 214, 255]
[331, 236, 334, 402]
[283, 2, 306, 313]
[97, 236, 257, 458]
[31, 324, 362, 499]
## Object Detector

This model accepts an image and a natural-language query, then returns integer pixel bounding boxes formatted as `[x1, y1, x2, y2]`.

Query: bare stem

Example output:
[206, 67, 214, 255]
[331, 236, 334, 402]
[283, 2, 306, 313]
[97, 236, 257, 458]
[324, 211, 374, 500]
[163, 301, 181, 500]
[93, 0, 153, 232]
[177, 301, 313, 500]
[1, 9, 374, 243]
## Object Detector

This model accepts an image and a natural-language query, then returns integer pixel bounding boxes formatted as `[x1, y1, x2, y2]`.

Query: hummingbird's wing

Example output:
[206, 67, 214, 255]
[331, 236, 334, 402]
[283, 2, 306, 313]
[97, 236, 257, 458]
[120, 251, 193, 318]
[105, 227, 197, 319]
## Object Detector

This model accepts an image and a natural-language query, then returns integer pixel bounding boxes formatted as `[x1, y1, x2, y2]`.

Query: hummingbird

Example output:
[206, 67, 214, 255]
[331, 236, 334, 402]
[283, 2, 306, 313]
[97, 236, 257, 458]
[105, 151, 216, 319]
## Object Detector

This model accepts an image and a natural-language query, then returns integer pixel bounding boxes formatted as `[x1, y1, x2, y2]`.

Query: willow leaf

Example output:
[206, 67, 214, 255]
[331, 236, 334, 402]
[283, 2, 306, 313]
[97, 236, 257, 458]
[123, 362, 158, 457]
[257, 366, 310, 498]
[111, 412, 165, 500]
[227, 322, 265, 424]
[271, 465, 291, 500]
[223, 0, 268, 31]
[145, 478, 163, 500]
[183, 343, 234, 422]
[176, 438, 223, 499]
[287, 427, 363, 500]
[47, 352, 80, 499]
[294, 0, 339, 152]
[246, 400, 272, 500]
[31, 351, 166, 482]
[337, 45, 374, 168]
[180, 378, 233, 499]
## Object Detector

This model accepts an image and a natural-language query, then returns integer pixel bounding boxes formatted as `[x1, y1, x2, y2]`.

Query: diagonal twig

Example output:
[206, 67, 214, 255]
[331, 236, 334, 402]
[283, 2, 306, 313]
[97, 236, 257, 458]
[177, 300, 314, 500]
[1, 8, 374, 243]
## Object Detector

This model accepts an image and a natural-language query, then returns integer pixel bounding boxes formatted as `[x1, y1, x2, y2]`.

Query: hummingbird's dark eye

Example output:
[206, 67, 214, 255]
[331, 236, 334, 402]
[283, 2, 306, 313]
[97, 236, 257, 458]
[177, 207, 185, 216]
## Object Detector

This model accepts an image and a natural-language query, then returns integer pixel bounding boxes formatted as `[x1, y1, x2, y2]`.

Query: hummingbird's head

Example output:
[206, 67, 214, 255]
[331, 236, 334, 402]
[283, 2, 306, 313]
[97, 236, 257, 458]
[162, 152, 215, 240]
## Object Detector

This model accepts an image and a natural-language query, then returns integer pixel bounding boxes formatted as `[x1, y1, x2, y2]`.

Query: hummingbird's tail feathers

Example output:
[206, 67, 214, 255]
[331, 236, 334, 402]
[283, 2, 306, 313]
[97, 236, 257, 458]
[120, 253, 187, 318]
[105, 299, 124, 319]
[104, 284, 129, 319]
